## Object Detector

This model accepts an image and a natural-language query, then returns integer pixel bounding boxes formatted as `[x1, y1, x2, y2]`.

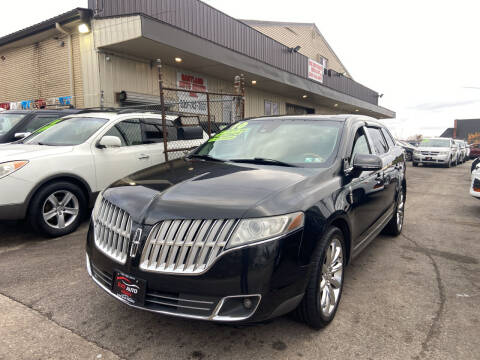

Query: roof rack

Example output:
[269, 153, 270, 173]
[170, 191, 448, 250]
[76, 107, 119, 114]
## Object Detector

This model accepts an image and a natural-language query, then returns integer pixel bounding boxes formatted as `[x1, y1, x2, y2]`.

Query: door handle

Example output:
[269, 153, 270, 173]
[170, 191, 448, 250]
[138, 154, 150, 160]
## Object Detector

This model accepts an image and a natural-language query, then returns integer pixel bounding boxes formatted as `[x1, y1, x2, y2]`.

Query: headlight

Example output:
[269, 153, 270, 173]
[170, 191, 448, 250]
[91, 192, 103, 221]
[0, 160, 29, 179]
[226, 212, 304, 250]
[413, 150, 421, 155]
[440, 151, 449, 155]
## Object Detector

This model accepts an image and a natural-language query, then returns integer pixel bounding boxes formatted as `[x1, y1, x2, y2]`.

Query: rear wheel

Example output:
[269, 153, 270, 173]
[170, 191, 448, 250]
[383, 188, 405, 236]
[28, 181, 86, 237]
[294, 227, 345, 329]
[412, 162, 418, 167]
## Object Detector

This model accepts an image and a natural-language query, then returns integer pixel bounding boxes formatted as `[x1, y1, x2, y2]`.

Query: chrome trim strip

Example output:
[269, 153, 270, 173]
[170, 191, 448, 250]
[88, 271, 261, 322]
[144, 298, 211, 311]
[146, 292, 214, 305]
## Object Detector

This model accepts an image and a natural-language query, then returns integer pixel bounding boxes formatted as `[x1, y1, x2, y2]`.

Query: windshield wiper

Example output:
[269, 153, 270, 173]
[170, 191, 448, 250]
[229, 157, 297, 167]
[186, 154, 225, 162]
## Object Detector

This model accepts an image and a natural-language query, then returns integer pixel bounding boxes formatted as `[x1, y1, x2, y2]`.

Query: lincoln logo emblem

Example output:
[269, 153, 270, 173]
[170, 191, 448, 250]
[130, 228, 142, 258]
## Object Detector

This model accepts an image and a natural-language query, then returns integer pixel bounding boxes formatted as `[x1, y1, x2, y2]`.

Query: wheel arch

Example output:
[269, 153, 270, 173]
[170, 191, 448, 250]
[328, 216, 352, 265]
[25, 173, 94, 216]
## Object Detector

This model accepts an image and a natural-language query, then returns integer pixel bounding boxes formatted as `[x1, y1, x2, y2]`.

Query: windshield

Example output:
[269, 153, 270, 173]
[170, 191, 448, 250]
[419, 138, 450, 148]
[195, 119, 343, 167]
[0, 113, 26, 135]
[25, 117, 108, 146]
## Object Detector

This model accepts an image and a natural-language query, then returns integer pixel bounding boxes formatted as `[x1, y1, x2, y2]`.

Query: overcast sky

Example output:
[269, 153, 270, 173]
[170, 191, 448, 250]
[1, 0, 479, 139]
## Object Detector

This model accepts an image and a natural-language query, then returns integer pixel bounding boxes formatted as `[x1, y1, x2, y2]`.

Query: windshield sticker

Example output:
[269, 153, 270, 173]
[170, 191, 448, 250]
[208, 122, 248, 142]
[34, 118, 63, 134]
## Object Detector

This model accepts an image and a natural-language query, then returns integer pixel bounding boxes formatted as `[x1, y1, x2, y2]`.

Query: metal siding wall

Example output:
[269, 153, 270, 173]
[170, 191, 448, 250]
[92, 0, 307, 77]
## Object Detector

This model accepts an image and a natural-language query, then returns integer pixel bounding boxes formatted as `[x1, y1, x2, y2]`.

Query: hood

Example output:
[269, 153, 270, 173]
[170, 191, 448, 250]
[104, 158, 320, 224]
[0, 144, 74, 161]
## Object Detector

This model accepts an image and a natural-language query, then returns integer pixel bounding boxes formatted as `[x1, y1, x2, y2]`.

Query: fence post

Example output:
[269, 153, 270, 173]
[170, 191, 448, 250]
[157, 59, 169, 162]
[240, 74, 245, 119]
[206, 92, 212, 137]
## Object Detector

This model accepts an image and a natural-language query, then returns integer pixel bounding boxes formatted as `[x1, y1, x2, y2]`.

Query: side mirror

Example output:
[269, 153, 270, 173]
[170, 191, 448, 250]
[98, 135, 122, 148]
[14, 132, 31, 139]
[353, 154, 383, 172]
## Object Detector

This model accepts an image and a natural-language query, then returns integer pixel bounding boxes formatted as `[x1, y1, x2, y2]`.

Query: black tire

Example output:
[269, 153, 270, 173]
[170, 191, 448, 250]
[412, 162, 418, 167]
[28, 181, 87, 237]
[383, 188, 405, 236]
[294, 226, 345, 329]
[446, 158, 452, 168]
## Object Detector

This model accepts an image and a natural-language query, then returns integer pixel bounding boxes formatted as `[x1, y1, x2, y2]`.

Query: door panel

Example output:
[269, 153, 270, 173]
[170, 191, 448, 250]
[92, 119, 152, 191]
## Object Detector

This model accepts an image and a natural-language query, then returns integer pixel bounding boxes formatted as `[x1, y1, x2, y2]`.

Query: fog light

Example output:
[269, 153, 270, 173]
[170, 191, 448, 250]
[243, 298, 253, 309]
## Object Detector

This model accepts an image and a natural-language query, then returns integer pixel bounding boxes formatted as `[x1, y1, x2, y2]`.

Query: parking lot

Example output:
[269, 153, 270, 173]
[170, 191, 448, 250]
[0, 162, 478, 360]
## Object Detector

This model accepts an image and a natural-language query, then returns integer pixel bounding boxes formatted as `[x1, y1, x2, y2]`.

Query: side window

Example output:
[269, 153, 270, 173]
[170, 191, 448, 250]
[367, 127, 389, 154]
[104, 125, 127, 146]
[24, 116, 59, 133]
[351, 127, 371, 163]
[142, 119, 177, 143]
[115, 119, 143, 146]
[381, 128, 396, 148]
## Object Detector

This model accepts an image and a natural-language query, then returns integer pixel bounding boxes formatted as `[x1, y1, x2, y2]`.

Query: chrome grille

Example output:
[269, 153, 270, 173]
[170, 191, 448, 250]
[140, 219, 239, 274]
[421, 151, 439, 155]
[93, 199, 132, 264]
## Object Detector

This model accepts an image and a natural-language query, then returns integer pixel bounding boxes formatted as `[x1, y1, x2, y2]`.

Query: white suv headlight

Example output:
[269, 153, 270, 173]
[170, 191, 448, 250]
[0, 160, 29, 179]
[226, 212, 304, 250]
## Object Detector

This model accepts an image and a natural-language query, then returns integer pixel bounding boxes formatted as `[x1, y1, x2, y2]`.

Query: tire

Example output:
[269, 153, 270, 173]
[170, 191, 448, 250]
[412, 161, 418, 167]
[446, 158, 452, 168]
[28, 181, 87, 237]
[294, 226, 345, 329]
[383, 188, 405, 236]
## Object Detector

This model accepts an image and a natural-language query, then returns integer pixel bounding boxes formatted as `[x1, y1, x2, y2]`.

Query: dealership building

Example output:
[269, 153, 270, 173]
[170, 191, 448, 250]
[0, 0, 394, 119]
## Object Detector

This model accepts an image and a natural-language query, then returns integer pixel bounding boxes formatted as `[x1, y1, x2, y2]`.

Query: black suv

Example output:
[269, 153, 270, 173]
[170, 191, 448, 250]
[86, 115, 406, 329]
[0, 109, 80, 143]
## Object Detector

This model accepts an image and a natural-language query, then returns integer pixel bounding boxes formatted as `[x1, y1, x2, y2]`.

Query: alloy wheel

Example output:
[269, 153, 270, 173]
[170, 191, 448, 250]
[319, 237, 343, 317]
[42, 190, 79, 229]
[396, 191, 405, 231]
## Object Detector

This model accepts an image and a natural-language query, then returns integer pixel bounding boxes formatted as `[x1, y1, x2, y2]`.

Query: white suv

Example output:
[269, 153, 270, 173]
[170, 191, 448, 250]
[0, 111, 207, 236]
[413, 137, 456, 167]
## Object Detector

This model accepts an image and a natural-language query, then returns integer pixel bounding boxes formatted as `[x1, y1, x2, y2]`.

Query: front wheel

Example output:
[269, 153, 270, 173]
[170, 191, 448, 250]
[294, 227, 345, 329]
[28, 181, 86, 237]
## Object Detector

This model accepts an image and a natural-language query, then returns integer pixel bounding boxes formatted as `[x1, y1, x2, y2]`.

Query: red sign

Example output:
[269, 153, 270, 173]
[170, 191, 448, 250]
[308, 59, 324, 83]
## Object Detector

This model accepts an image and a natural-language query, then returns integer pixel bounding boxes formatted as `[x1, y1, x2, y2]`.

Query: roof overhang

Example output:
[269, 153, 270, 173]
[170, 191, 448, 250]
[0, 8, 92, 50]
[95, 14, 395, 119]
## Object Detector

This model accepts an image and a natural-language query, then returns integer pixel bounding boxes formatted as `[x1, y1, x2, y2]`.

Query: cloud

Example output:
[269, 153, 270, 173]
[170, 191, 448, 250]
[410, 99, 480, 111]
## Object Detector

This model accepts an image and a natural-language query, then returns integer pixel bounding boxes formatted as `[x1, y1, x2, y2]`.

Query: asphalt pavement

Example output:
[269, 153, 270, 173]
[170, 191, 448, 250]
[0, 162, 479, 360]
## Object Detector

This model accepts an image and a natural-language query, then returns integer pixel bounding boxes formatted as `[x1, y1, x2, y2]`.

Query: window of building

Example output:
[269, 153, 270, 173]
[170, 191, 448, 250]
[316, 54, 328, 69]
[265, 100, 279, 116]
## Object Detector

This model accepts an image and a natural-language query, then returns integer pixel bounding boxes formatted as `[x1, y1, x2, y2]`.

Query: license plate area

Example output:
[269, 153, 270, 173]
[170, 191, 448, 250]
[112, 272, 146, 305]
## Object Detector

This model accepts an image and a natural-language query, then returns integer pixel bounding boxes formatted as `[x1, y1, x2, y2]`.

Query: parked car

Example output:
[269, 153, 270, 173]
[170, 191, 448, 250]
[466, 143, 471, 159]
[0, 110, 207, 236]
[86, 115, 406, 329]
[459, 140, 468, 163]
[413, 137, 456, 167]
[0, 109, 81, 143]
[470, 158, 480, 199]
[470, 143, 480, 159]
[396, 140, 416, 161]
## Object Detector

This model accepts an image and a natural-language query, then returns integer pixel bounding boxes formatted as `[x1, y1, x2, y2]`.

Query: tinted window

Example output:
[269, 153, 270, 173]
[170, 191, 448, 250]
[104, 125, 127, 146]
[116, 119, 143, 145]
[367, 127, 389, 154]
[381, 128, 396, 148]
[143, 119, 177, 142]
[24, 116, 60, 133]
[351, 128, 371, 161]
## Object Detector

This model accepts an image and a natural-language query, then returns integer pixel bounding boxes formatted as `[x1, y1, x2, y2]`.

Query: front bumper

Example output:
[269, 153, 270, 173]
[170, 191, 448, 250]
[0, 174, 33, 220]
[0, 203, 27, 220]
[86, 222, 308, 323]
[413, 154, 449, 164]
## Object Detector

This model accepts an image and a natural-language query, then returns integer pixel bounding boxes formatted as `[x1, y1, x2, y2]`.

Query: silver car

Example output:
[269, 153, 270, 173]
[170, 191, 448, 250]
[413, 138, 456, 167]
